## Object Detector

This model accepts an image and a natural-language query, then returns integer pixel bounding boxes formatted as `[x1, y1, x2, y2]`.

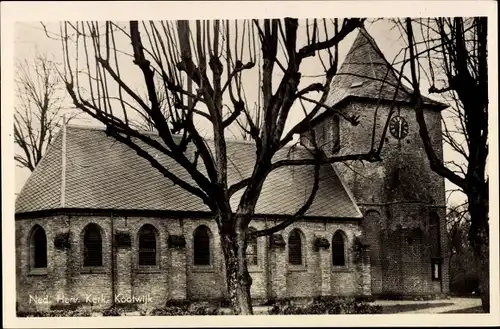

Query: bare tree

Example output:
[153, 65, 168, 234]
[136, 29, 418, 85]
[14, 54, 70, 171]
[392, 17, 489, 311]
[54, 18, 399, 314]
[135, 75, 172, 131]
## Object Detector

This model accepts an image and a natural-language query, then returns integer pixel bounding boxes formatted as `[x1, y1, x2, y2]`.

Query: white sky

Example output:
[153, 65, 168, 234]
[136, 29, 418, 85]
[13, 18, 468, 206]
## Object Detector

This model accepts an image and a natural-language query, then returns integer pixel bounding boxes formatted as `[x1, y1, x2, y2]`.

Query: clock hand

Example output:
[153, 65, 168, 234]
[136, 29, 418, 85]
[398, 120, 402, 138]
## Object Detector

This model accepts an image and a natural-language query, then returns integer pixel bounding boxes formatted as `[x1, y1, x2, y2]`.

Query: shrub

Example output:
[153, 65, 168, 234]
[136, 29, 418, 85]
[165, 300, 191, 308]
[151, 306, 187, 316]
[268, 297, 382, 315]
[189, 305, 220, 315]
[17, 311, 44, 317]
[102, 307, 121, 316]
[353, 295, 377, 303]
[17, 309, 92, 317]
[218, 298, 232, 308]
[150, 304, 221, 316]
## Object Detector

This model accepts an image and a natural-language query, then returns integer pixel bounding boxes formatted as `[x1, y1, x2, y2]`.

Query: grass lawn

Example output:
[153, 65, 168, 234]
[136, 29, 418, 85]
[441, 306, 484, 313]
[380, 302, 454, 314]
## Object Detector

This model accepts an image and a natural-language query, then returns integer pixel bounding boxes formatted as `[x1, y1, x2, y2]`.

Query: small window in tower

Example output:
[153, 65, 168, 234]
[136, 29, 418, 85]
[431, 258, 442, 280]
[350, 81, 363, 88]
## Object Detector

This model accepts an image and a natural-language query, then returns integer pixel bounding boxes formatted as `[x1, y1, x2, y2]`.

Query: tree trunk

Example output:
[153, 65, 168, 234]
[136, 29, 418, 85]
[467, 181, 489, 312]
[473, 238, 489, 312]
[220, 222, 253, 315]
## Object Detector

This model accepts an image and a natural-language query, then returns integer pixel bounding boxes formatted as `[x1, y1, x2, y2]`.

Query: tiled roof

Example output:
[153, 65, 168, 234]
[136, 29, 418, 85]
[315, 27, 447, 119]
[16, 125, 362, 219]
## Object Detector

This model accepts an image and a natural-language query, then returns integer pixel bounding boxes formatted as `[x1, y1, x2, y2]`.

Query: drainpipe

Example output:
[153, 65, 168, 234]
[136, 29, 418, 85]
[60, 115, 67, 208]
[111, 212, 116, 308]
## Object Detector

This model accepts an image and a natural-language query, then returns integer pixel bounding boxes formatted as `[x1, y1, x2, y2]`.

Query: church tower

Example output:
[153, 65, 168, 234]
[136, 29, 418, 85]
[301, 27, 449, 297]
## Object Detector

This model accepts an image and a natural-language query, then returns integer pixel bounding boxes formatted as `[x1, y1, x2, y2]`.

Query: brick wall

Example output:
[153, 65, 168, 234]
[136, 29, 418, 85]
[16, 214, 370, 312]
[361, 210, 383, 294]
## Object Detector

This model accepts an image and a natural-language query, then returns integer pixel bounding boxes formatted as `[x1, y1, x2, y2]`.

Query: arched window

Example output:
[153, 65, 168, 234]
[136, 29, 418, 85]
[246, 228, 258, 266]
[193, 225, 211, 265]
[288, 229, 303, 265]
[138, 224, 158, 266]
[332, 231, 346, 266]
[83, 224, 103, 267]
[30, 225, 47, 269]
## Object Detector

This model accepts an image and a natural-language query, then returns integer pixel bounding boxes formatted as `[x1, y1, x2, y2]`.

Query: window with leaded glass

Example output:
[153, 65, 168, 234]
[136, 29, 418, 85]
[83, 223, 103, 267]
[247, 228, 258, 266]
[288, 229, 303, 265]
[30, 225, 47, 269]
[332, 231, 346, 266]
[193, 225, 211, 265]
[138, 224, 157, 266]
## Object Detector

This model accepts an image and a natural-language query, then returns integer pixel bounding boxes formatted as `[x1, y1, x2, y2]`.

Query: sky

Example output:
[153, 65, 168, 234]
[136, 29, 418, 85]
[12, 18, 468, 207]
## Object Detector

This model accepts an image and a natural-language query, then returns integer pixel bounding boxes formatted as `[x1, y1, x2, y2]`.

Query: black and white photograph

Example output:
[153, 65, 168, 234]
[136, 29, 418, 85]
[2, 1, 498, 327]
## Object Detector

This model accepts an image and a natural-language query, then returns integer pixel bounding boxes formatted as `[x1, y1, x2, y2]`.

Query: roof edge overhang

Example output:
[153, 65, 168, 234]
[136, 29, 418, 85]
[15, 208, 363, 221]
[15, 129, 65, 209]
[329, 163, 363, 218]
[336, 95, 449, 112]
[308, 96, 447, 129]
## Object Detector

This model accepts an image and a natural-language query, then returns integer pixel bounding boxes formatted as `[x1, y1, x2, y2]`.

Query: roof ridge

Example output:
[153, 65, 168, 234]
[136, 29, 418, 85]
[66, 123, 162, 137]
[65, 123, 306, 150]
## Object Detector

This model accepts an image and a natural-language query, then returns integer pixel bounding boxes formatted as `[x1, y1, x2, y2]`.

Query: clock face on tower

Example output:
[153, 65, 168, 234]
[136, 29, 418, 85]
[389, 115, 409, 140]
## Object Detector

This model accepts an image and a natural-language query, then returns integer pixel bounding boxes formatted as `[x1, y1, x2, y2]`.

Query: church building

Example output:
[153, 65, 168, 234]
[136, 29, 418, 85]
[15, 27, 449, 312]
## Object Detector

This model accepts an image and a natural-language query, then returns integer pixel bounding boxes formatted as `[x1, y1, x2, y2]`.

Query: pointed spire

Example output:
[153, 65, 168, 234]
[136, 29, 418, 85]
[323, 26, 447, 111]
[339, 26, 397, 82]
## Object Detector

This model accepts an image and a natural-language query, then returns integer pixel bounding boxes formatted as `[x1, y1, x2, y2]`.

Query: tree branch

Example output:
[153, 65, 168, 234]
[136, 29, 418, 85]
[405, 18, 467, 192]
[251, 157, 322, 238]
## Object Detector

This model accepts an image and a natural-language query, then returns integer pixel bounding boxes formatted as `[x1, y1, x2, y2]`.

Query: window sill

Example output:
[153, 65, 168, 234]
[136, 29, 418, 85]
[192, 265, 215, 273]
[136, 266, 161, 274]
[248, 265, 263, 273]
[288, 265, 308, 272]
[28, 268, 48, 276]
[80, 267, 107, 274]
[331, 266, 351, 273]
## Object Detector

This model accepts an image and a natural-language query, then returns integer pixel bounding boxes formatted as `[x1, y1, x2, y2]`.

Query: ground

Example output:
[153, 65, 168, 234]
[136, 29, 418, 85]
[368, 297, 483, 314]
[234, 297, 482, 315]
